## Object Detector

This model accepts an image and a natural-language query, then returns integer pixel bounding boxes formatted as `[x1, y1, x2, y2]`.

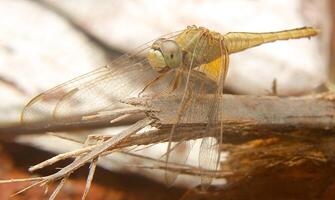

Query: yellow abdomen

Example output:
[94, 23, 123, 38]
[173, 26, 319, 82]
[223, 27, 320, 54]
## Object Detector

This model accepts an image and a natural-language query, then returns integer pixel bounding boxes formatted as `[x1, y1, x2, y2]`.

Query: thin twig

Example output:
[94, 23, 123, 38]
[10, 180, 45, 197]
[39, 118, 153, 184]
[29, 145, 96, 172]
[134, 164, 233, 178]
[82, 158, 98, 200]
[0, 177, 44, 183]
[49, 177, 67, 200]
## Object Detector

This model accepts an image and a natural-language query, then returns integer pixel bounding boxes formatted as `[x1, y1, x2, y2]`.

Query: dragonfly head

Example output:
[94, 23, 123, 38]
[148, 38, 182, 72]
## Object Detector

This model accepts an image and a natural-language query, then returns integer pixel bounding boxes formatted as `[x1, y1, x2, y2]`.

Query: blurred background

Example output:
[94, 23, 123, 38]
[0, 0, 333, 199]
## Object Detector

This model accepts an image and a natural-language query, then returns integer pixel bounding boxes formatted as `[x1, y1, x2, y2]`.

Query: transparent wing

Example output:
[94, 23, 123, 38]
[198, 41, 229, 187]
[163, 94, 195, 185]
[21, 53, 164, 124]
[164, 31, 213, 185]
[21, 28, 186, 125]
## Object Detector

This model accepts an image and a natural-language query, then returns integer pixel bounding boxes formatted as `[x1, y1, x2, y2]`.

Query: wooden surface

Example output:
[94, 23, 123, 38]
[2, 93, 335, 140]
[2, 93, 335, 199]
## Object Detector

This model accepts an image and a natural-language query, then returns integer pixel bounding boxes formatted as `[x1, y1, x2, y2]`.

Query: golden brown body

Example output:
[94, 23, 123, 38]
[172, 26, 319, 81]
[175, 26, 319, 67]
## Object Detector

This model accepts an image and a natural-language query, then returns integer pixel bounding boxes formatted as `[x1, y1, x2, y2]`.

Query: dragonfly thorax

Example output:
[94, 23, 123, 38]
[147, 38, 182, 72]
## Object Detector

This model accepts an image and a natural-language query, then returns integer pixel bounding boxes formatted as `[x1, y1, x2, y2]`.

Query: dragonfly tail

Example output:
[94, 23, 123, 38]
[223, 27, 320, 53]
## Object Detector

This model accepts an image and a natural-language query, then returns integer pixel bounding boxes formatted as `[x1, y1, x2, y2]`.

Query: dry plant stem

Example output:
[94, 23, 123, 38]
[10, 180, 45, 197]
[49, 177, 67, 200]
[43, 132, 230, 180]
[2, 119, 153, 198]
[0, 106, 146, 139]
[119, 151, 234, 178]
[81, 138, 100, 200]
[28, 92, 335, 173]
[1, 93, 335, 196]
[133, 93, 335, 129]
[134, 165, 233, 178]
[81, 107, 147, 121]
[82, 158, 98, 200]
[49, 139, 99, 200]
[28, 129, 179, 174]
[29, 135, 138, 173]
[0, 177, 44, 183]
[0, 93, 334, 199]
[41, 118, 153, 183]
[109, 113, 132, 124]
[29, 145, 96, 172]
[1, 93, 335, 141]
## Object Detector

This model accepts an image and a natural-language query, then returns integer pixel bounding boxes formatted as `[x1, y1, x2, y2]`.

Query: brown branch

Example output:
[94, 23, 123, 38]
[2, 92, 335, 199]
[0, 107, 146, 139]
[4, 92, 335, 176]
[1, 92, 335, 141]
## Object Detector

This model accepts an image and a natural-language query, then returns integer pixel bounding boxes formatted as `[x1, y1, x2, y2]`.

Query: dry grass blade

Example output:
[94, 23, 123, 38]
[0, 177, 44, 183]
[49, 177, 67, 200]
[1, 118, 154, 198]
[82, 158, 98, 200]
[10, 180, 45, 198]
[44, 118, 154, 180]
[29, 145, 95, 172]
[134, 164, 232, 178]
[121, 151, 233, 178]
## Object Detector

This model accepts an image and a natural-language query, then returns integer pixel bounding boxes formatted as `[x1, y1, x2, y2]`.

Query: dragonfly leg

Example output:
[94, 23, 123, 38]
[146, 70, 182, 98]
[137, 72, 167, 97]
[165, 70, 182, 94]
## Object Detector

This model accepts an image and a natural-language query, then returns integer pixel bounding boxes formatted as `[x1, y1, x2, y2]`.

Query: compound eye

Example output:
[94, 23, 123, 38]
[159, 40, 182, 69]
[147, 48, 166, 71]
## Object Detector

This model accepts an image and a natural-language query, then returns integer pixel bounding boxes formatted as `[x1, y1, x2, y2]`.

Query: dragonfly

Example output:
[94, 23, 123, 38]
[20, 25, 319, 188]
